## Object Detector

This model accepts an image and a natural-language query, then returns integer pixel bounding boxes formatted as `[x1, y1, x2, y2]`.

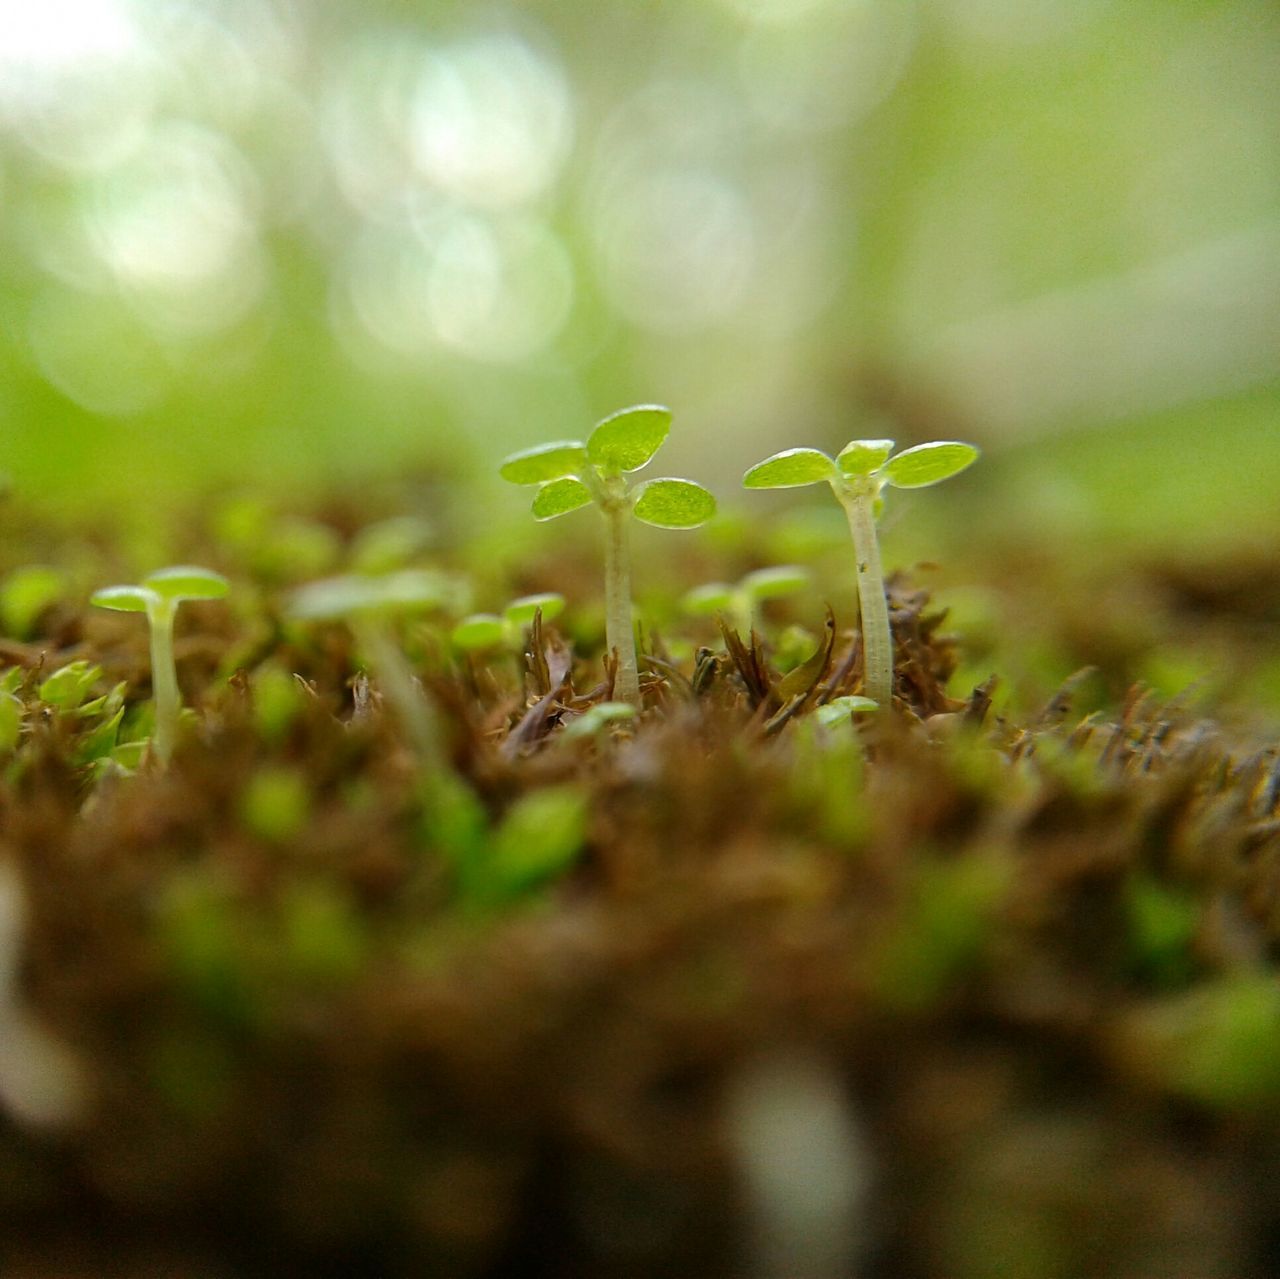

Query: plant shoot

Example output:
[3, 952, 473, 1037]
[286, 570, 452, 766]
[91, 566, 229, 764]
[500, 405, 716, 705]
[743, 440, 978, 708]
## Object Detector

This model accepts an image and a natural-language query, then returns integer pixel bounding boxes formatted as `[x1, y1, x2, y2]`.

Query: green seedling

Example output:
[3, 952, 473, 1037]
[91, 566, 229, 765]
[286, 570, 451, 766]
[500, 404, 716, 705]
[744, 439, 978, 708]
[561, 700, 637, 741]
[452, 592, 565, 652]
[682, 565, 810, 638]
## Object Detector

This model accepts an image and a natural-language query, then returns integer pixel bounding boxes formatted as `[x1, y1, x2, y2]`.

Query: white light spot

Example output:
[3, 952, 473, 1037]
[408, 33, 572, 208]
[594, 170, 755, 334]
[88, 124, 265, 337]
[0, 0, 155, 171]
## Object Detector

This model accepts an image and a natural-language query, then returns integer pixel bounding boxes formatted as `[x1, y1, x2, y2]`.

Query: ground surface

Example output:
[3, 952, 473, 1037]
[1, 503, 1279, 1278]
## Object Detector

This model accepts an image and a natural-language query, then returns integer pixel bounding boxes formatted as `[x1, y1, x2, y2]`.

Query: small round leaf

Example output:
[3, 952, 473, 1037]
[562, 701, 637, 741]
[740, 565, 809, 600]
[632, 478, 716, 529]
[144, 565, 230, 602]
[815, 695, 879, 726]
[499, 440, 587, 485]
[880, 441, 979, 489]
[837, 439, 895, 476]
[532, 477, 593, 521]
[91, 585, 157, 613]
[452, 614, 506, 650]
[682, 583, 735, 616]
[287, 570, 450, 620]
[586, 405, 671, 474]
[742, 448, 836, 489]
[505, 593, 565, 627]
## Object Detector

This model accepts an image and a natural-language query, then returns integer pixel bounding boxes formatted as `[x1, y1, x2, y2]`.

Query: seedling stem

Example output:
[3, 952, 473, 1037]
[838, 481, 893, 707]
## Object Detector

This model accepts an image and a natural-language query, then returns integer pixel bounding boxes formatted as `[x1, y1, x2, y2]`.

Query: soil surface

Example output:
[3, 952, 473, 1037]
[1, 507, 1279, 1279]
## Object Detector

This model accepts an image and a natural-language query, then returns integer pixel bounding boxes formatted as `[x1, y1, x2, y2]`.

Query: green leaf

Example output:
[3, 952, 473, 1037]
[91, 584, 156, 613]
[487, 786, 589, 900]
[880, 441, 979, 489]
[532, 476, 592, 521]
[287, 569, 451, 620]
[499, 440, 587, 485]
[632, 478, 716, 529]
[451, 614, 506, 650]
[742, 448, 836, 488]
[39, 661, 102, 711]
[0, 693, 21, 753]
[143, 565, 230, 602]
[682, 582, 735, 616]
[586, 404, 671, 474]
[505, 593, 565, 627]
[837, 438, 895, 476]
[561, 701, 637, 740]
[72, 705, 124, 766]
[740, 565, 809, 600]
[0, 565, 67, 639]
[814, 695, 879, 727]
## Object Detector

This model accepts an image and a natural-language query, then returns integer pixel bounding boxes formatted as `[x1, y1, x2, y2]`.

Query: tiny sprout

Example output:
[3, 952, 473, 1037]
[500, 405, 716, 705]
[561, 700, 637, 741]
[682, 565, 810, 638]
[744, 439, 978, 708]
[91, 566, 229, 764]
[286, 570, 450, 766]
[452, 592, 565, 653]
[814, 695, 879, 729]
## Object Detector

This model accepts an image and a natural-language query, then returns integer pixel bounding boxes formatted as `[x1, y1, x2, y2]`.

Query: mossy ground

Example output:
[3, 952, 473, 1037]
[1, 498, 1279, 1279]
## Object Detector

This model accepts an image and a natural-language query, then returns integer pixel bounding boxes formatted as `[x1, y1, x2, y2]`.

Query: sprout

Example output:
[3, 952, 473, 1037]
[500, 405, 716, 705]
[560, 700, 637, 741]
[286, 570, 450, 766]
[452, 592, 565, 652]
[91, 566, 229, 765]
[744, 439, 978, 709]
[682, 565, 810, 638]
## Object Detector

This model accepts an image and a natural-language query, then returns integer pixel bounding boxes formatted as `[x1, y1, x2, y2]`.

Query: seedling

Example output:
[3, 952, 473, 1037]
[452, 592, 565, 652]
[91, 566, 229, 764]
[682, 565, 810, 638]
[500, 405, 716, 705]
[743, 439, 978, 708]
[560, 700, 637, 741]
[286, 570, 451, 766]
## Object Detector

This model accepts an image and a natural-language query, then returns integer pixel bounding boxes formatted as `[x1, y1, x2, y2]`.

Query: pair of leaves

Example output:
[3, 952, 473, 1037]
[743, 439, 978, 491]
[287, 569, 453, 622]
[453, 592, 565, 651]
[682, 565, 810, 617]
[92, 565, 229, 616]
[499, 404, 672, 484]
[502, 405, 716, 530]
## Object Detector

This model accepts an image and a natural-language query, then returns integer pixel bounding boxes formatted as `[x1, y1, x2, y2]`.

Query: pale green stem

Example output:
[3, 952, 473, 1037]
[731, 590, 755, 640]
[600, 493, 640, 706]
[353, 616, 443, 770]
[147, 599, 180, 765]
[839, 487, 893, 708]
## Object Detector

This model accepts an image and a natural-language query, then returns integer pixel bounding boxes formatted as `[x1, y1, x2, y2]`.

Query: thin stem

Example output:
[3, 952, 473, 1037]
[601, 494, 640, 705]
[148, 601, 180, 765]
[840, 488, 893, 708]
[353, 616, 444, 771]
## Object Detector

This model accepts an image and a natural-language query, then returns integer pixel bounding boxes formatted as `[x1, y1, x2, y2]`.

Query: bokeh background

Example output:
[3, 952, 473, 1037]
[1, 0, 1278, 708]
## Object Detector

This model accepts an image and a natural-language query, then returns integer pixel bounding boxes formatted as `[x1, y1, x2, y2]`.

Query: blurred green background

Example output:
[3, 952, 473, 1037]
[1, 0, 1277, 562]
